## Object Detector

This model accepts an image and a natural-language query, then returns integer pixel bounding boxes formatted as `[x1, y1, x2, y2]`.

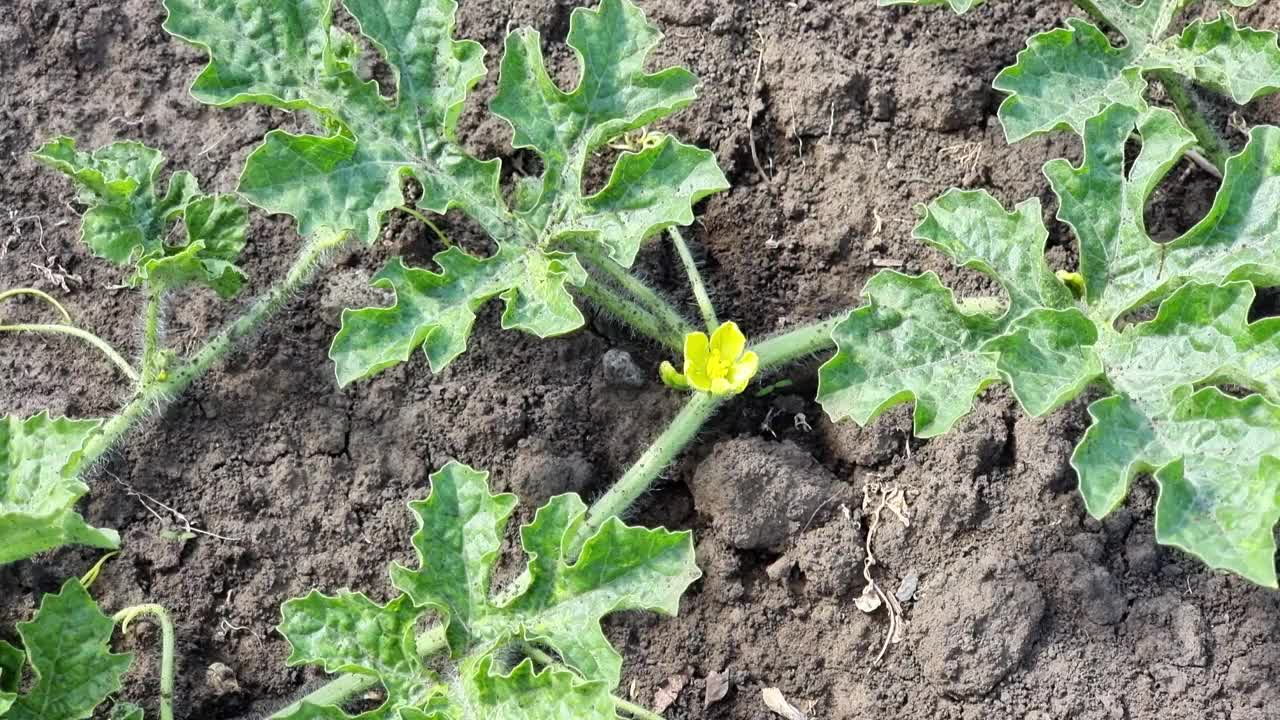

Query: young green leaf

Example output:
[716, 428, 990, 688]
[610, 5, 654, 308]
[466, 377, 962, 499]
[277, 461, 699, 718]
[32, 137, 248, 298]
[819, 103, 1280, 585]
[0, 413, 116, 564]
[1, 578, 133, 720]
[163, 0, 727, 384]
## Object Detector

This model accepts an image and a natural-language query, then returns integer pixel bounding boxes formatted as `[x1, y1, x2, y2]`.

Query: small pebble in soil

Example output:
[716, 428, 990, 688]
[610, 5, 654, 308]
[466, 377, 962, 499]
[601, 348, 646, 388]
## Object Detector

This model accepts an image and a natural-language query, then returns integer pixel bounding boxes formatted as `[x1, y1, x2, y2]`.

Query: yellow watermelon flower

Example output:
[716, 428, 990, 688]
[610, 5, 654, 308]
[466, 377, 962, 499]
[660, 321, 759, 396]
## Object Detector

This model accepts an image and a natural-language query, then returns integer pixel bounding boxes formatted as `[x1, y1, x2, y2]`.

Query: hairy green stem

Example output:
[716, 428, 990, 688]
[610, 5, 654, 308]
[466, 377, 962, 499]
[667, 228, 718, 332]
[1153, 70, 1230, 172]
[0, 287, 72, 323]
[78, 232, 347, 465]
[577, 276, 685, 353]
[615, 697, 667, 720]
[141, 290, 163, 387]
[575, 390, 722, 553]
[113, 604, 176, 720]
[751, 315, 842, 371]
[0, 323, 140, 381]
[576, 243, 695, 339]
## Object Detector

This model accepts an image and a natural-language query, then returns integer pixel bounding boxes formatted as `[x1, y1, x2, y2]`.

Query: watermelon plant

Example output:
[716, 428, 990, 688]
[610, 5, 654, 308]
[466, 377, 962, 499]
[817, 101, 1280, 586]
[0, 576, 176, 720]
[267, 461, 699, 720]
[884, 0, 1280, 171]
[160, 0, 732, 386]
[1, 140, 347, 563]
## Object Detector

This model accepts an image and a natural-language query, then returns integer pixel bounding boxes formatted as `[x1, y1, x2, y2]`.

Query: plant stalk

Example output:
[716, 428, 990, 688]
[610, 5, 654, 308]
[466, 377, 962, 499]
[574, 390, 722, 554]
[113, 604, 176, 720]
[750, 315, 842, 371]
[78, 231, 347, 465]
[400, 205, 452, 247]
[575, 243, 695, 339]
[577, 276, 685, 354]
[1153, 70, 1230, 173]
[0, 287, 72, 322]
[0, 323, 139, 381]
[667, 228, 718, 332]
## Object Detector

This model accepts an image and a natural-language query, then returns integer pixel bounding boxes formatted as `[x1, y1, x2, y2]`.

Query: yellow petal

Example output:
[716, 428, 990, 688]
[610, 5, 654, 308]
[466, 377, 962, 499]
[709, 376, 732, 396]
[683, 331, 710, 374]
[710, 321, 747, 361]
[729, 351, 759, 393]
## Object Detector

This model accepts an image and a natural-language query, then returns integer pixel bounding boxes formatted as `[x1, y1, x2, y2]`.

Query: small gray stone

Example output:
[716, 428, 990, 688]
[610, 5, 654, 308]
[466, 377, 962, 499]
[602, 349, 646, 388]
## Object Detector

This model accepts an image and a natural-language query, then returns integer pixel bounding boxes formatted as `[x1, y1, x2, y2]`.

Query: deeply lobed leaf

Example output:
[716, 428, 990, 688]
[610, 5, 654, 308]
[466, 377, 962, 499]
[32, 137, 247, 297]
[0, 413, 115, 565]
[164, 0, 727, 384]
[277, 461, 699, 718]
[1, 579, 133, 720]
[893, 0, 1280, 142]
[820, 102, 1280, 585]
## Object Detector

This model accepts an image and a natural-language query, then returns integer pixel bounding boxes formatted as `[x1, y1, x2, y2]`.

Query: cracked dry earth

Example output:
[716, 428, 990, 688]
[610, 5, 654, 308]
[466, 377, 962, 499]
[4, 0, 1280, 719]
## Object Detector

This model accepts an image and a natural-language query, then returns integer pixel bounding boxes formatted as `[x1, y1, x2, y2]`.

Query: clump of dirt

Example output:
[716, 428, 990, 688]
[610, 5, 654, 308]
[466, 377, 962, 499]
[4, 1, 1280, 719]
[689, 436, 848, 551]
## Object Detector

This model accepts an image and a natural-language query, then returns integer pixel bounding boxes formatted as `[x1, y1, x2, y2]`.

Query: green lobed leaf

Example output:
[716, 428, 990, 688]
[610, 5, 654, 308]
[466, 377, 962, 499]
[109, 704, 144, 720]
[164, 0, 726, 382]
[457, 657, 617, 720]
[820, 100, 1280, 584]
[1146, 13, 1280, 105]
[279, 592, 446, 715]
[984, 308, 1104, 416]
[329, 248, 587, 386]
[132, 194, 249, 298]
[994, 19, 1147, 142]
[817, 272, 1003, 439]
[0, 413, 116, 565]
[33, 137, 248, 295]
[1047, 105, 1280, 324]
[3, 579, 133, 720]
[1073, 388, 1280, 586]
[390, 463, 699, 686]
[987, 3, 1280, 142]
[278, 461, 699, 718]
[912, 190, 1073, 318]
[1103, 282, 1280, 407]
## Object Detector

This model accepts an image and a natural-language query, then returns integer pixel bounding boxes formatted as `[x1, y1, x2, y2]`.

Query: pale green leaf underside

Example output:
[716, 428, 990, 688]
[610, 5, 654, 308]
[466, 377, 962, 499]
[164, 0, 726, 382]
[820, 102, 1280, 585]
[0, 413, 116, 565]
[994, 12, 1280, 142]
[277, 462, 699, 718]
[4, 579, 133, 720]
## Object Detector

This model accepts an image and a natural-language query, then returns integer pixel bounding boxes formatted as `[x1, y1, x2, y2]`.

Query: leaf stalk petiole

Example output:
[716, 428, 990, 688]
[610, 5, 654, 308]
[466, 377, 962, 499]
[0, 322, 140, 382]
[113, 604, 176, 720]
[399, 205, 453, 247]
[667, 227, 718, 332]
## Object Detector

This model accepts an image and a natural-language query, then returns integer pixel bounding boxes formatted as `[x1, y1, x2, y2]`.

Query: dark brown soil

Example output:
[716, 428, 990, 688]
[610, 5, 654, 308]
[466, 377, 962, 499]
[4, 1, 1280, 719]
